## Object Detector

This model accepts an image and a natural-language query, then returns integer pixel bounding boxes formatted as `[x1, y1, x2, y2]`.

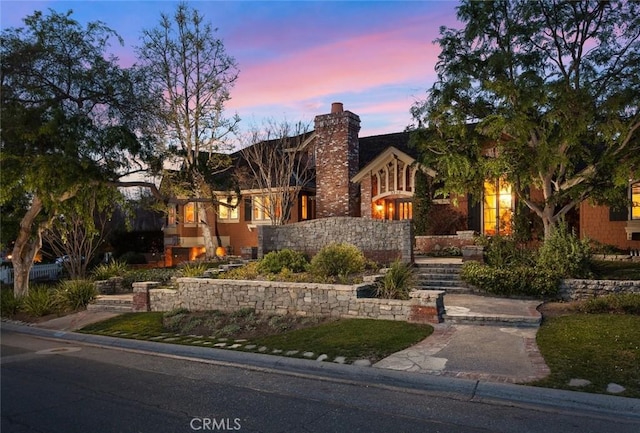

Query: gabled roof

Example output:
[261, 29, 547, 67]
[351, 146, 436, 183]
[358, 131, 415, 169]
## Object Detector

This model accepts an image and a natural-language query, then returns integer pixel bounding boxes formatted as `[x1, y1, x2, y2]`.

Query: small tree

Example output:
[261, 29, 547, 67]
[43, 186, 122, 279]
[239, 121, 315, 225]
[412, 170, 432, 236]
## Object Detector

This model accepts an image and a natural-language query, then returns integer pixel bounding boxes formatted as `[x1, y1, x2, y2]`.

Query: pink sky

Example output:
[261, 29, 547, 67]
[1, 1, 462, 137]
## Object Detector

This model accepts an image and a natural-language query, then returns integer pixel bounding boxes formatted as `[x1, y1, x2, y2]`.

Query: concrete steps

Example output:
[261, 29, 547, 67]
[87, 294, 133, 313]
[413, 262, 475, 294]
[441, 294, 542, 327]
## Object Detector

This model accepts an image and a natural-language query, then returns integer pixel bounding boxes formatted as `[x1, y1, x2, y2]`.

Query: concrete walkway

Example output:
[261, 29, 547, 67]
[374, 294, 549, 383]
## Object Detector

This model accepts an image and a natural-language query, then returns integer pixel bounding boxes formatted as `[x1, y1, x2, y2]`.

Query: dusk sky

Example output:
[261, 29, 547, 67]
[1, 0, 461, 137]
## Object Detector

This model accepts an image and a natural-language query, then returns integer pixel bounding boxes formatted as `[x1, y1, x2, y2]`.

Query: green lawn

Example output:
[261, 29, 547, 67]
[250, 319, 433, 363]
[79, 313, 432, 364]
[533, 314, 640, 398]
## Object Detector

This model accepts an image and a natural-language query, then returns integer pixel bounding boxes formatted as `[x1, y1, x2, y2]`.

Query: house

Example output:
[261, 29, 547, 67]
[163, 103, 639, 265]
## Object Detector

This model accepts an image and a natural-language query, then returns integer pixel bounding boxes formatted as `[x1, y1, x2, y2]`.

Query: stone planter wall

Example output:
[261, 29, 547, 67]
[559, 279, 640, 301]
[132, 277, 444, 324]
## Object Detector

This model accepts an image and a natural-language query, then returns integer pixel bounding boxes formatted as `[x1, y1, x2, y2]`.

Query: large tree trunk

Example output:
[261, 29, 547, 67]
[12, 197, 46, 297]
[197, 201, 217, 259]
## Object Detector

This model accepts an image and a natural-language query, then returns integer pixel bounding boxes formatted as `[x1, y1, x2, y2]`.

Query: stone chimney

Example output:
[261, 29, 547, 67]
[314, 103, 361, 218]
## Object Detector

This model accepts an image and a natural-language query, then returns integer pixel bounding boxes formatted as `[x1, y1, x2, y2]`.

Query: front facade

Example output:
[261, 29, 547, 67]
[163, 103, 639, 263]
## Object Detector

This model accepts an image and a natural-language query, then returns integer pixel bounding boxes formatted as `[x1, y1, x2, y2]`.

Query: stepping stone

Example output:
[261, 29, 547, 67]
[214, 343, 227, 347]
[568, 378, 592, 387]
[203, 342, 212, 345]
[607, 383, 626, 394]
[303, 352, 314, 358]
[229, 344, 242, 349]
[285, 350, 299, 356]
[163, 337, 179, 342]
[272, 349, 282, 354]
[333, 356, 347, 364]
[245, 344, 256, 350]
[235, 339, 248, 342]
[353, 359, 372, 367]
[316, 354, 328, 362]
[219, 338, 228, 342]
[258, 346, 268, 352]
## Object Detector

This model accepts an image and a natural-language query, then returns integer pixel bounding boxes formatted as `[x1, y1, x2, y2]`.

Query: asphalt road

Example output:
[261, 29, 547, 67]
[1, 328, 639, 433]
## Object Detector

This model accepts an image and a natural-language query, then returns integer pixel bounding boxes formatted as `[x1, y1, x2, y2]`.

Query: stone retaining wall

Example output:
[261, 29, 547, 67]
[258, 217, 413, 264]
[559, 279, 640, 301]
[132, 278, 444, 324]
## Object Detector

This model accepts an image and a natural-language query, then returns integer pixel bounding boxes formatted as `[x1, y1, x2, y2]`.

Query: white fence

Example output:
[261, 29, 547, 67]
[0, 263, 61, 285]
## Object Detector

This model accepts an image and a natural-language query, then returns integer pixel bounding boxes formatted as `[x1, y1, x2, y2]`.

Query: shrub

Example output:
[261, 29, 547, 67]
[219, 262, 259, 280]
[579, 293, 640, 315]
[310, 243, 366, 278]
[480, 234, 536, 267]
[91, 261, 129, 280]
[538, 222, 592, 278]
[122, 268, 176, 289]
[376, 260, 414, 300]
[257, 249, 309, 274]
[461, 262, 560, 298]
[178, 262, 209, 278]
[21, 285, 58, 317]
[55, 280, 97, 310]
[1, 288, 22, 316]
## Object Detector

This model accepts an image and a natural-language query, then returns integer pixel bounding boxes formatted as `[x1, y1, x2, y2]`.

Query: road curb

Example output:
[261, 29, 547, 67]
[3, 322, 639, 421]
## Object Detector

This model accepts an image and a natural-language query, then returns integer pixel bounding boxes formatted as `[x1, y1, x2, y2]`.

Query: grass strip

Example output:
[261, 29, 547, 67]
[250, 319, 433, 363]
[79, 313, 432, 364]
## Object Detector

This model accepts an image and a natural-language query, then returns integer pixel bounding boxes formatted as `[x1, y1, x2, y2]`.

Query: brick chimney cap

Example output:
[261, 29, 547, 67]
[331, 102, 344, 114]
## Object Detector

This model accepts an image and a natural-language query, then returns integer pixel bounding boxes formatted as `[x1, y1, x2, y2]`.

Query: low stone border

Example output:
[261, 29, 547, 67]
[132, 279, 444, 324]
[559, 279, 640, 301]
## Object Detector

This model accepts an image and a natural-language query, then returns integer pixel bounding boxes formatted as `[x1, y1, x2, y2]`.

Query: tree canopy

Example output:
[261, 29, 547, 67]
[137, 2, 239, 256]
[411, 0, 640, 237]
[0, 9, 161, 295]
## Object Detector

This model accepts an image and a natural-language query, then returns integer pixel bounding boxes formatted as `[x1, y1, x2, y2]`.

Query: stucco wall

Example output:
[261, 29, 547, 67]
[257, 216, 413, 264]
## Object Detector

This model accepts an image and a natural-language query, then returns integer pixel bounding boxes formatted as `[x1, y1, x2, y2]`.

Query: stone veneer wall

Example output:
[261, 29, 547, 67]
[258, 216, 413, 263]
[559, 279, 640, 301]
[132, 278, 444, 324]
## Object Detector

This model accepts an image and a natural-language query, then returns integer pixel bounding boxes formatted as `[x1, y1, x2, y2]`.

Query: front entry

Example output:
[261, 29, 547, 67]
[373, 197, 413, 220]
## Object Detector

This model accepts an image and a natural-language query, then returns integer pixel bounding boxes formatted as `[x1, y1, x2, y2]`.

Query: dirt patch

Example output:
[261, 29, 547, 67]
[162, 308, 337, 340]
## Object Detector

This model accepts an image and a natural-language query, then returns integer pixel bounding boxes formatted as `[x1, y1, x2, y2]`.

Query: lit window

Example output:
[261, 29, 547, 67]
[301, 195, 308, 220]
[483, 178, 512, 235]
[218, 198, 238, 221]
[632, 182, 640, 220]
[251, 195, 281, 221]
[184, 203, 196, 224]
